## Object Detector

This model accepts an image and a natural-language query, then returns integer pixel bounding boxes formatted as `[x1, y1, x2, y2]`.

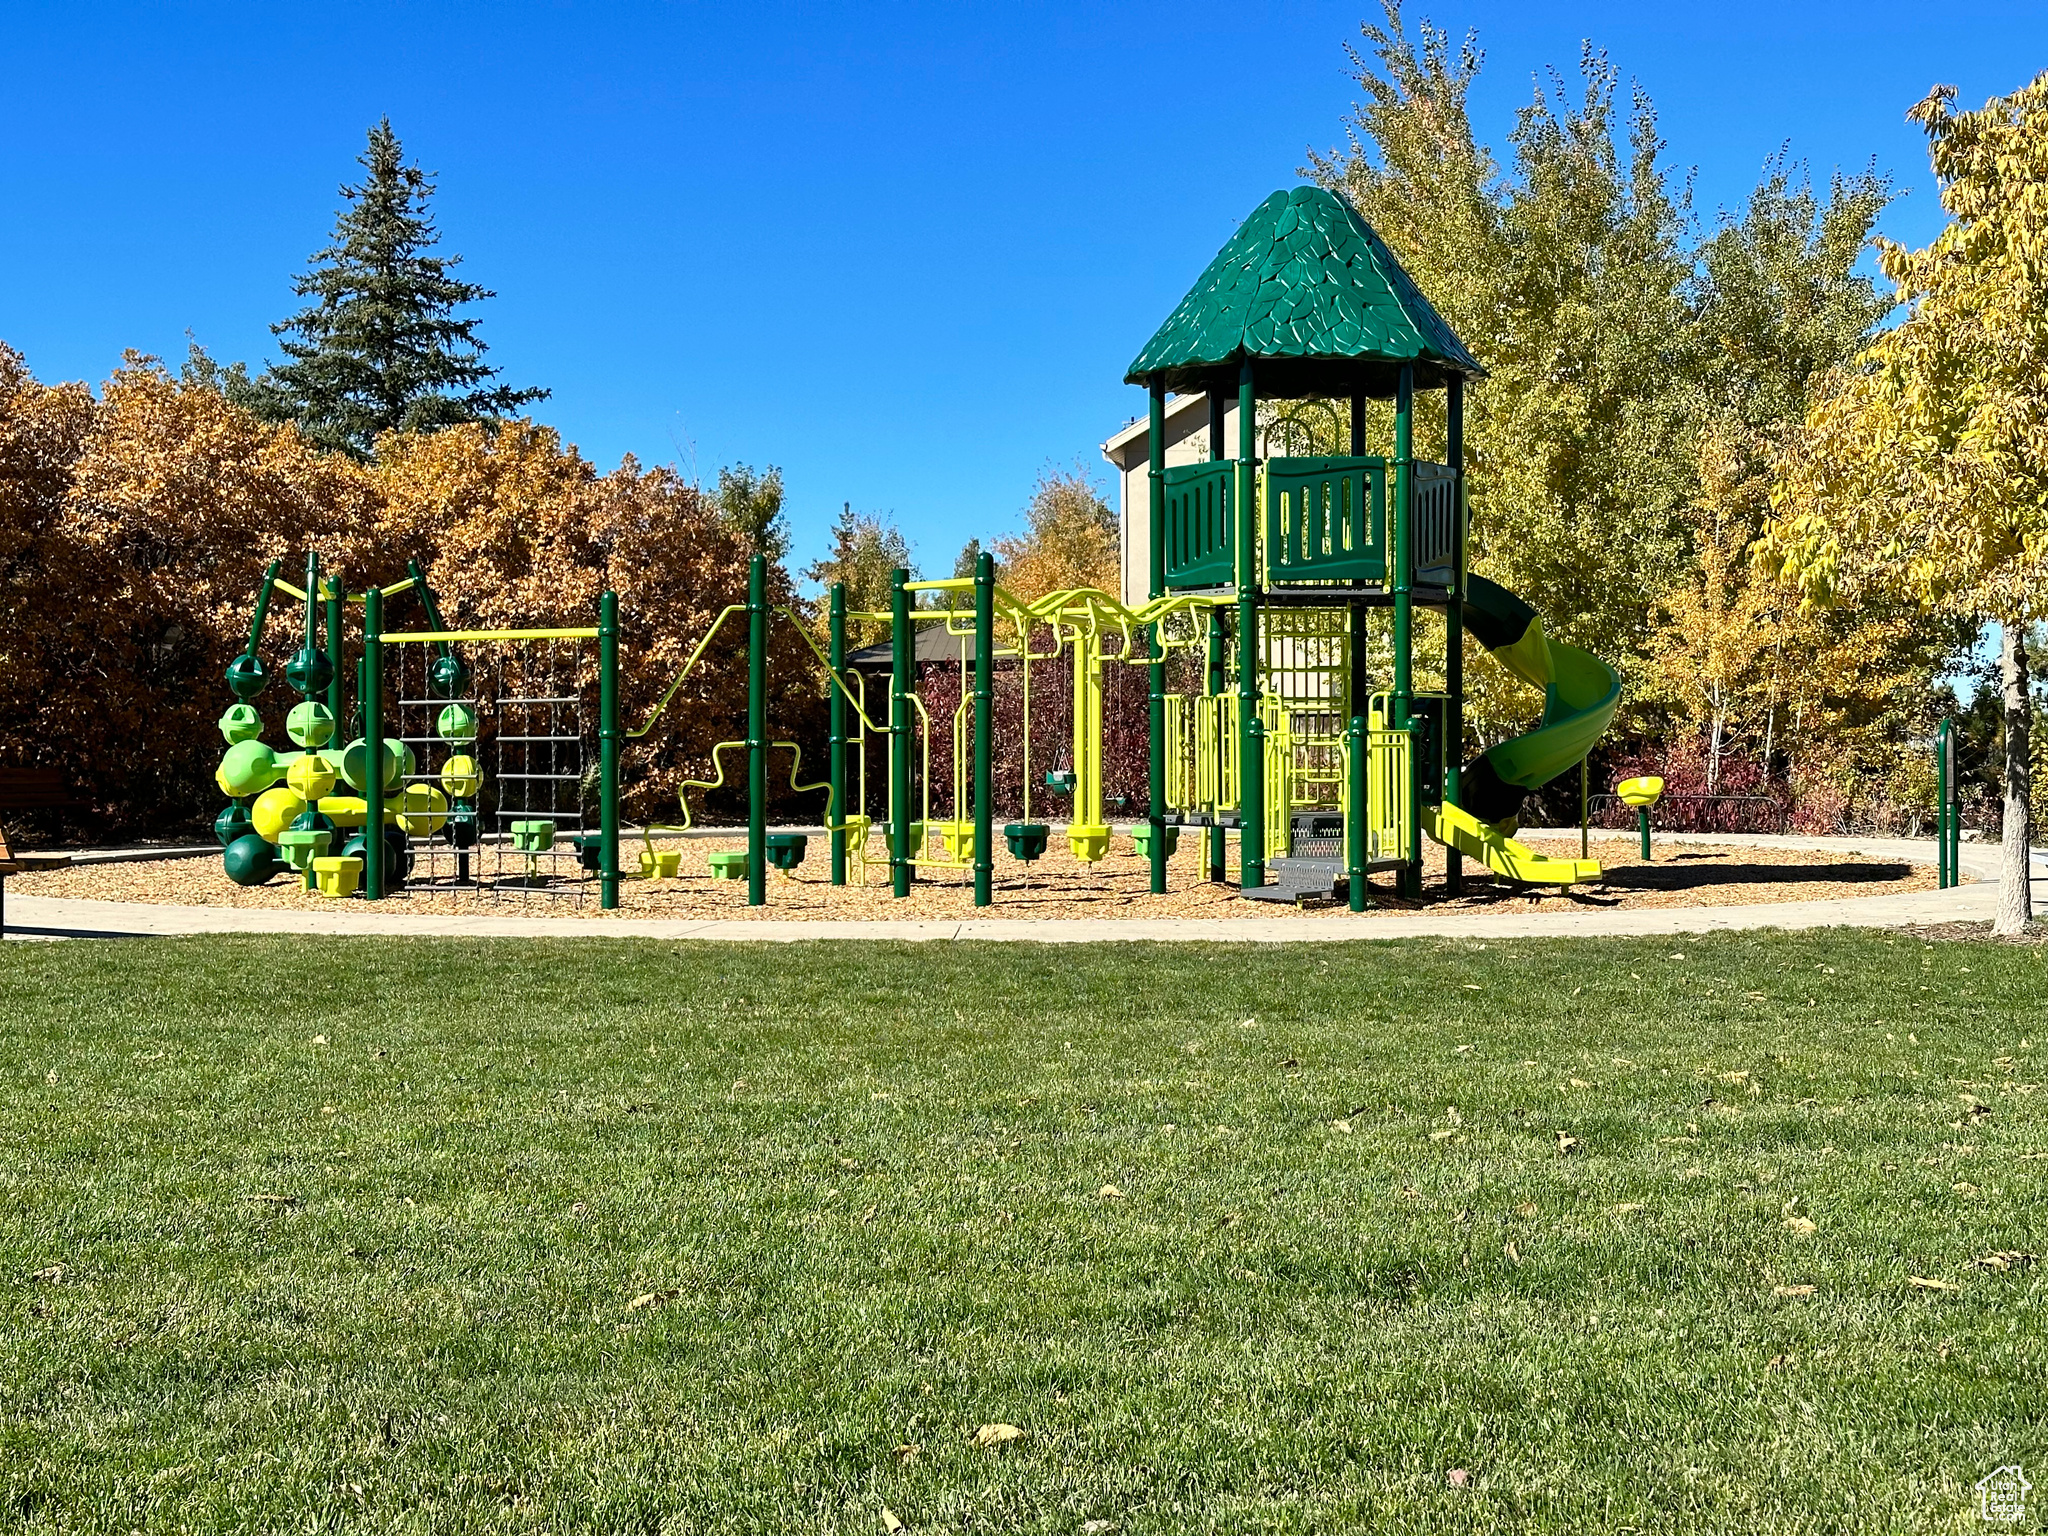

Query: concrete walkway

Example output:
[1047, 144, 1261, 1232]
[1, 833, 2014, 943]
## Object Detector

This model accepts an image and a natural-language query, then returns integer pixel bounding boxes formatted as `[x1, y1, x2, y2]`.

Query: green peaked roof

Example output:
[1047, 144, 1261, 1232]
[1126, 186, 1482, 397]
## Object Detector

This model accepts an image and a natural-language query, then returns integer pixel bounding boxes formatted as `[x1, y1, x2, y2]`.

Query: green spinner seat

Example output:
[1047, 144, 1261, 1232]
[510, 820, 556, 853]
[707, 850, 749, 880]
[277, 828, 331, 890]
[1004, 823, 1051, 860]
[764, 833, 807, 871]
[1130, 824, 1179, 860]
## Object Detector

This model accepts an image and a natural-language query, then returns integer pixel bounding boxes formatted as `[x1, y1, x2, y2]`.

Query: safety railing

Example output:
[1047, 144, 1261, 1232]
[1412, 460, 1458, 583]
[1366, 725, 1412, 863]
[1263, 455, 1386, 584]
[1162, 460, 1236, 588]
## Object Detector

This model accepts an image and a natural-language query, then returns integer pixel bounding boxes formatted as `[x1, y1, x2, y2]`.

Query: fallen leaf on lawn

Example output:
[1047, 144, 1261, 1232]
[310, 1034, 329, 1046]
[1082, 1522, 1118, 1535]
[1783, 1216, 1817, 1235]
[881, 1509, 905, 1533]
[1569, 1078, 1592, 1089]
[1330, 1119, 1353, 1134]
[1429, 1129, 1456, 1142]
[1907, 1276, 1958, 1292]
[1503, 1241, 1522, 1264]
[243, 1193, 297, 1207]
[1768, 1353, 1795, 1372]
[973, 1423, 1025, 1448]
[892, 1443, 919, 1463]
[626, 1288, 682, 1313]
[27, 1264, 65, 1284]
[1555, 1131, 1579, 1155]
[1610, 1202, 1646, 1216]
[1447, 1468, 1470, 1487]
[1097, 1185, 1123, 1200]
[1972, 1251, 2040, 1272]
[1772, 1284, 1817, 1297]
[1515, 1202, 1538, 1218]
[1953, 1182, 1979, 1196]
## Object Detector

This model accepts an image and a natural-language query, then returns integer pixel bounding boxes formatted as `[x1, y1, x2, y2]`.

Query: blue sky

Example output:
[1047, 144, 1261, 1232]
[3, 2, 2041, 580]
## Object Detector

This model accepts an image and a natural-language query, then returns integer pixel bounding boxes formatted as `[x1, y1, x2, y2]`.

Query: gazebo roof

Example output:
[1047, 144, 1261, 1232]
[1126, 186, 1483, 399]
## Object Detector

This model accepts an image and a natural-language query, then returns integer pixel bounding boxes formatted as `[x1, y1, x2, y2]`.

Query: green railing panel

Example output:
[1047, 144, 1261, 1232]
[1262, 455, 1386, 584]
[1413, 460, 1458, 584]
[1162, 460, 1236, 589]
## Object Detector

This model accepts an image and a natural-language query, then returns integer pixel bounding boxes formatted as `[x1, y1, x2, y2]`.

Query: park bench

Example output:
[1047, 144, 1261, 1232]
[0, 767, 83, 939]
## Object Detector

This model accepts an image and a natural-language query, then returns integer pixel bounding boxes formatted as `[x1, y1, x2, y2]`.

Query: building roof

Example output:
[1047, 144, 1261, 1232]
[847, 625, 1017, 670]
[1126, 186, 1483, 399]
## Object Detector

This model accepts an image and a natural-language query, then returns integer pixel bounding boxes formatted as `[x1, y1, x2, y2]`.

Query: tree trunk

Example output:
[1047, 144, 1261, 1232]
[1996, 623, 2033, 935]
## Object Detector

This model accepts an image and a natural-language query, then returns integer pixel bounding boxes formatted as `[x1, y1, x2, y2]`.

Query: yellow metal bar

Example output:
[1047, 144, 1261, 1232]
[379, 577, 420, 598]
[381, 627, 599, 643]
[625, 605, 745, 738]
[273, 580, 308, 601]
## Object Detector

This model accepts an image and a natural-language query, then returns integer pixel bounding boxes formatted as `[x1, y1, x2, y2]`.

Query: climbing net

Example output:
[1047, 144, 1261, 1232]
[384, 627, 600, 905]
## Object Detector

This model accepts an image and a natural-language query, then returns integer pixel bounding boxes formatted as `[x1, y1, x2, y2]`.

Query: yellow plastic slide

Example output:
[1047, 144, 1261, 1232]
[1430, 801, 1602, 886]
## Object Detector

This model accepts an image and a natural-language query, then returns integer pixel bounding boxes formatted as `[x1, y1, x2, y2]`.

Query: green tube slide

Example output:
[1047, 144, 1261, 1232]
[1455, 574, 1621, 829]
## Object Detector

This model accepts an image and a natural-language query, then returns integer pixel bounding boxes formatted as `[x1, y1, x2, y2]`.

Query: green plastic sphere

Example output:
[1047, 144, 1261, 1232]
[429, 653, 472, 698]
[286, 700, 335, 748]
[337, 737, 413, 793]
[224, 652, 268, 700]
[213, 803, 254, 847]
[222, 833, 278, 886]
[215, 739, 283, 798]
[217, 703, 262, 744]
[290, 808, 338, 840]
[285, 645, 334, 698]
[436, 703, 478, 743]
[342, 829, 411, 886]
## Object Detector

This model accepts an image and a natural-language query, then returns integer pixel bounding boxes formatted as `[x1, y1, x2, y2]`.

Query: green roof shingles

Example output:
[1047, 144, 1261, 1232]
[1127, 186, 1482, 392]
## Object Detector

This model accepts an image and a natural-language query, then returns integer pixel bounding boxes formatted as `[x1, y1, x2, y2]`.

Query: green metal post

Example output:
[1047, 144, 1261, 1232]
[245, 559, 282, 657]
[747, 554, 767, 908]
[363, 586, 385, 901]
[599, 589, 621, 910]
[1347, 714, 1367, 912]
[325, 568, 345, 724]
[1236, 360, 1264, 889]
[1638, 806, 1652, 862]
[973, 552, 995, 907]
[1444, 376, 1466, 894]
[890, 568, 912, 899]
[1207, 392, 1228, 885]
[302, 551, 320, 668]
[408, 558, 459, 682]
[1948, 722, 1962, 885]
[829, 583, 848, 887]
[1392, 364, 1418, 898]
[1936, 717, 1952, 888]
[1147, 379, 1168, 895]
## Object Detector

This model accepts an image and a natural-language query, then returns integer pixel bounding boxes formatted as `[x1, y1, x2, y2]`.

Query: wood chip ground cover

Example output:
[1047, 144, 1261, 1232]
[14, 835, 1940, 922]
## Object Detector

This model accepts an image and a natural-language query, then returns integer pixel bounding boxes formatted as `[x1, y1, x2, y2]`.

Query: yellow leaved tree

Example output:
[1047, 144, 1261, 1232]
[1761, 75, 2048, 931]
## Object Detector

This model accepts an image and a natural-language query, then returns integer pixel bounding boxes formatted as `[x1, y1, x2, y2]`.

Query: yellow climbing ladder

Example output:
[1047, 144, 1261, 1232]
[1429, 802, 1602, 886]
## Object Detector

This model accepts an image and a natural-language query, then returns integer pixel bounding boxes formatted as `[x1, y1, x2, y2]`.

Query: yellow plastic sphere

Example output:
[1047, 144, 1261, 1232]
[439, 753, 481, 800]
[397, 783, 449, 837]
[286, 752, 338, 802]
[250, 785, 308, 843]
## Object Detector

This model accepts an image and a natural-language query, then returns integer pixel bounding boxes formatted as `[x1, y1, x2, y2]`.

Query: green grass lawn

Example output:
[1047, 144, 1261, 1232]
[2, 932, 2044, 1533]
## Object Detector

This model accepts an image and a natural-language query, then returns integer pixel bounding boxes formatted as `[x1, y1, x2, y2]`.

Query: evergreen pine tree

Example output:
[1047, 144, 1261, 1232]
[239, 118, 545, 457]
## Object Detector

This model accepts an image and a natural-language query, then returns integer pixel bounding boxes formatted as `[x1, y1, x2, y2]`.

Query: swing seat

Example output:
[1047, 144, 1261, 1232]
[935, 821, 975, 861]
[1130, 824, 1179, 859]
[1043, 770, 1076, 796]
[640, 848, 683, 878]
[1066, 823, 1112, 863]
[765, 833, 808, 871]
[1004, 823, 1050, 861]
[707, 850, 749, 880]
[310, 855, 362, 899]
[510, 819, 556, 853]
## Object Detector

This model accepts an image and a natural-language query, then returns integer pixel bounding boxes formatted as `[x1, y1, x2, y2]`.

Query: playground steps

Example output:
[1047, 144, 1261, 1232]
[1240, 857, 1345, 904]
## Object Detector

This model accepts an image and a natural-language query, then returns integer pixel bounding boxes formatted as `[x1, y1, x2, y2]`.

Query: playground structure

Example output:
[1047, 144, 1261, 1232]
[211, 554, 622, 907]
[206, 185, 1630, 913]
[614, 184, 1627, 911]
